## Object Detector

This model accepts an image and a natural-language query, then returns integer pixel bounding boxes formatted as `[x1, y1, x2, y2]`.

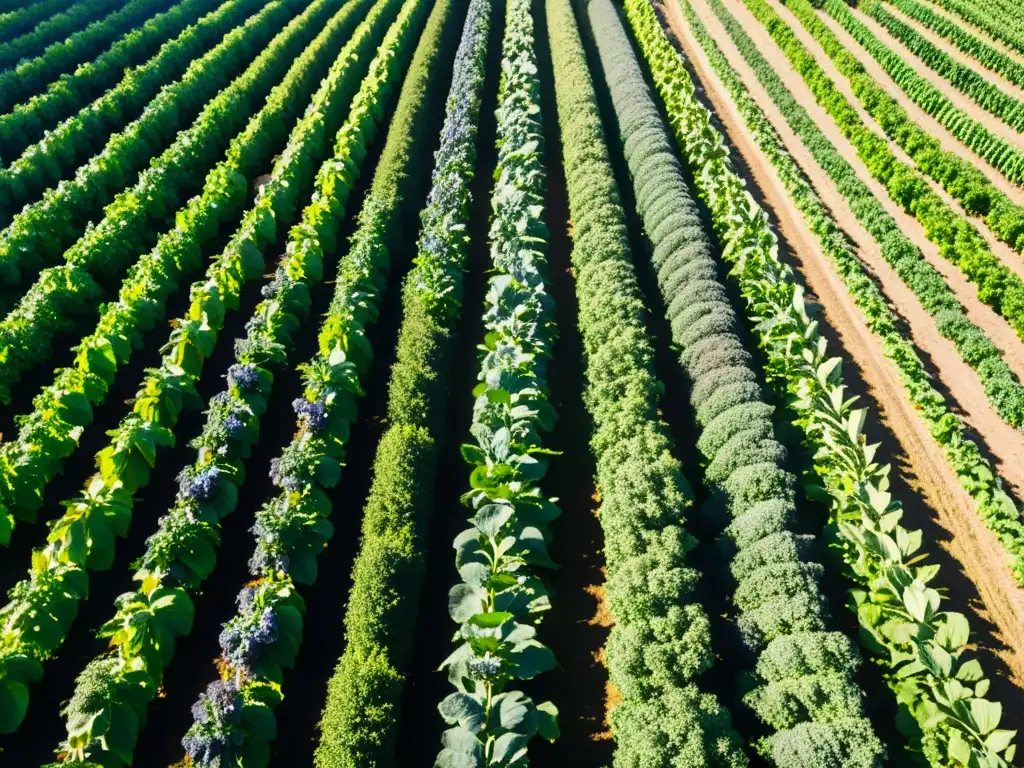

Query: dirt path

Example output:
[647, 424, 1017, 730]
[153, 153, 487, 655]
[842, 3, 1024, 153]
[916, 0, 1024, 67]
[883, 0, 1024, 103]
[665, 0, 1024, 701]
[755, 0, 1024, 365]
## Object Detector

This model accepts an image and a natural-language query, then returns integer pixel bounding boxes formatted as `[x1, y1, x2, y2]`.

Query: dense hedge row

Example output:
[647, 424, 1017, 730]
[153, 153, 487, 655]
[0, 0, 124, 70]
[0, 0, 76, 44]
[701, 0, 1024, 583]
[312, 1, 491, 763]
[436, 0, 560, 762]
[0, 0, 322, 403]
[746, 0, 1024, 362]
[631, 1, 1018, 764]
[0, 0, 172, 113]
[582, 1, 752, 765]
[0, 0, 387, 736]
[883, 0, 1024, 91]
[615, 2, 884, 765]
[0, 0, 358, 552]
[0, 0, 222, 162]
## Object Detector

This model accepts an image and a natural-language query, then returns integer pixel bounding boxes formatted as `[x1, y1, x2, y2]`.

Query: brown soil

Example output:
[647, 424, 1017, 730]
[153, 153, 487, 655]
[760, 0, 1024, 363]
[884, 0, 1024, 104]
[665, 0, 1024, 708]
[912, 0, 1024, 67]
[843, 3, 1024, 153]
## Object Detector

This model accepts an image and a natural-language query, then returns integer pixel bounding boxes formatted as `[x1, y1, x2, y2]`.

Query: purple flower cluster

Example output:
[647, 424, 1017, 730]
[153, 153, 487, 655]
[224, 410, 246, 437]
[178, 466, 221, 501]
[183, 678, 242, 764]
[292, 397, 327, 431]
[227, 363, 260, 390]
[268, 458, 303, 491]
[218, 602, 279, 672]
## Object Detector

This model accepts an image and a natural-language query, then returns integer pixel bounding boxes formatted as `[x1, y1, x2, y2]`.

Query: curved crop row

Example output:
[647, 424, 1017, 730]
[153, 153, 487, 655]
[165, 5, 434, 766]
[859, 0, 1024, 134]
[700, 0, 1024, 582]
[745, 0, 1024, 365]
[0, 0, 365, 551]
[0, 0, 281, 300]
[703, 0, 1024, 580]
[0, 0, 76, 46]
[793, 0, 1024, 264]
[312, 0, 492, 763]
[52, 7, 422, 764]
[626, 1, 1019, 764]
[436, 0, 560, 763]
[0, 0, 380, 735]
[0, 0, 125, 71]
[0, 0, 173, 113]
[0, 0, 315, 404]
[882, 0, 1024, 91]
[600, 1, 882, 764]
[583, 1, 752, 765]
[0, 0, 221, 157]
[926, 0, 1024, 59]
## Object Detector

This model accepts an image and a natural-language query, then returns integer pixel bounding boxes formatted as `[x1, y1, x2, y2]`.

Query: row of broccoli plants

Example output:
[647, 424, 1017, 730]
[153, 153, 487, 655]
[628, 1, 1019, 764]
[600, 1, 883, 763]
[925, 0, 1024, 59]
[822, 0, 1024, 190]
[0, 0, 172, 114]
[52, 6, 423, 764]
[883, 0, 1024, 91]
[436, 0, 560, 763]
[0, 0, 124, 71]
[0, 0, 392, 735]
[581, 0, 752, 763]
[0, 0, 359, 549]
[790, 0, 1024, 268]
[0, 0, 222, 161]
[746, 0, 1024, 372]
[0, 0, 75, 43]
[549, 0, 739, 762]
[311, 1, 494, 763]
[699, 0, 1024, 585]
[860, 0, 1024, 132]
[0, 0, 276, 294]
[0, 0, 316, 402]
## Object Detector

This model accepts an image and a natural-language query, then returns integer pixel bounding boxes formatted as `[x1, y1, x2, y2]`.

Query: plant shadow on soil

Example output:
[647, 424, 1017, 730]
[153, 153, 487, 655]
[655, 0, 1024, 740]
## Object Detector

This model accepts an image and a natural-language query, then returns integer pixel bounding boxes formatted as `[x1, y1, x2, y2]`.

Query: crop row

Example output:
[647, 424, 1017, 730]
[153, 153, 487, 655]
[926, 0, 1024, 58]
[0, 0, 280, 309]
[51, 5, 422, 764]
[0, 0, 374, 733]
[0, 0, 222, 160]
[0, 0, 172, 113]
[702, 0, 1024, 585]
[747, 0, 1024, 418]
[862, 0, 1024, 132]
[0, 0, 76, 43]
[625, 2, 888, 764]
[0, 0, 348, 553]
[632, 1, 1018, 764]
[310, 0, 492, 763]
[882, 0, 1024, 91]
[803, 0, 1024, 264]
[581, 0, 753, 764]
[0, 0, 311, 402]
[436, 0, 560, 764]
[0, 0, 123, 68]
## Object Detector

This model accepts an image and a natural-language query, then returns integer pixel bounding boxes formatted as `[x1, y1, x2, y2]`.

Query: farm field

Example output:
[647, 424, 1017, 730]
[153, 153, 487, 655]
[2, 0, 1024, 765]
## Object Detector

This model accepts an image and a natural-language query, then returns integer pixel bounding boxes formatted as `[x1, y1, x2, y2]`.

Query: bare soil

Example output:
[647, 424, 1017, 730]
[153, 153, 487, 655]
[666, 0, 1024, 720]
